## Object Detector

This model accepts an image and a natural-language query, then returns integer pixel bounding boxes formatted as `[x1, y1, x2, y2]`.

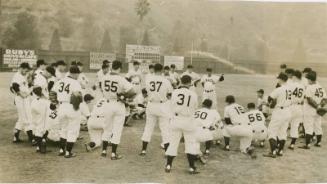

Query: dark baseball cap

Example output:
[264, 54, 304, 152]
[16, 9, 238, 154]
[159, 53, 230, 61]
[20, 62, 31, 69]
[149, 64, 154, 69]
[277, 72, 288, 81]
[302, 67, 312, 73]
[187, 65, 193, 69]
[84, 94, 94, 102]
[133, 60, 140, 65]
[247, 103, 256, 109]
[45, 66, 56, 77]
[76, 61, 83, 66]
[257, 89, 264, 94]
[103, 60, 110, 65]
[154, 63, 163, 72]
[306, 71, 317, 81]
[293, 70, 302, 79]
[164, 66, 170, 70]
[202, 99, 213, 108]
[170, 64, 176, 69]
[285, 68, 295, 75]
[181, 75, 192, 84]
[206, 68, 212, 72]
[225, 95, 235, 103]
[56, 60, 66, 66]
[280, 64, 287, 69]
[69, 66, 81, 74]
[36, 59, 46, 67]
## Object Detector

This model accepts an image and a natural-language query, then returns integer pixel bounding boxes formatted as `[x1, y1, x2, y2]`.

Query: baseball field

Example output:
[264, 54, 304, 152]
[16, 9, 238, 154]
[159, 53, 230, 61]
[0, 72, 326, 183]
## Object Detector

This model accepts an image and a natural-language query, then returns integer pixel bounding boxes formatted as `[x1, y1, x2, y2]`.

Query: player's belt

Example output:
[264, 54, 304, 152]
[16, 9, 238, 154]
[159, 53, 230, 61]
[149, 100, 166, 103]
[174, 113, 191, 117]
[96, 115, 105, 118]
[276, 105, 290, 109]
[204, 90, 214, 93]
[59, 101, 69, 104]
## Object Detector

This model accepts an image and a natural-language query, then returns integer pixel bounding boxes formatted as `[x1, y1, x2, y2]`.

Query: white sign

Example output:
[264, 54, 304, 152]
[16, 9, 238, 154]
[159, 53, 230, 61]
[3, 49, 37, 68]
[90, 52, 116, 69]
[126, 44, 161, 73]
[164, 56, 184, 70]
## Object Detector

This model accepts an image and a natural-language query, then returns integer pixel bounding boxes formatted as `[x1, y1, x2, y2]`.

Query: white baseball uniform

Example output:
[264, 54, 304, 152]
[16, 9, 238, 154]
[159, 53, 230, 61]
[289, 80, 305, 139]
[33, 73, 49, 98]
[303, 83, 326, 135]
[142, 74, 173, 144]
[166, 87, 199, 156]
[126, 69, 142, 95]
[31, 97, 50, 137]
[180, 71, 200, 91]
[194, 108, 221, 143]
[78, 72, 89, 90]
[223, 103, 253, 152]
[200, 74, 220, 109]
[46, 103, 61, 142]
[11, 71, 33, 132]
[268, 83, 294, 141]
[100, 73, 133, 144]
[87, 98, 107, 147]
[244, 109, 267, 141]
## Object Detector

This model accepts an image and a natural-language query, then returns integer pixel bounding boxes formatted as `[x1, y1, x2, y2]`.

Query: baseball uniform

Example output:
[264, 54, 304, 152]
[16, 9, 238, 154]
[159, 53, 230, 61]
[141, 74, 173, 146]
[46, 103, 61, 142]
[100, 73, 133, 145]
[33, 73, 49, 99]
[200, 74, 220, 109]
[31, 97, 50, 137]
[87, 98, 107, 147]
[289, 80, 305, 139]
[166, 87, 199, 156]
[244, 109, 267, 141]
[180, 71, 200, 91]
[55, 69, 66, 80]
[194, 108, 221, 143]
[223, 103, 253, 153]
[126, 69, 142, 95]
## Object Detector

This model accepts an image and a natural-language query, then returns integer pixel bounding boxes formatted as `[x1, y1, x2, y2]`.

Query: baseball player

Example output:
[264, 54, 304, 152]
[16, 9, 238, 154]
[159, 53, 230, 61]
[288, 70, 305, 150]
[264, 73, 294, 158]
[85, 98, 107, 151]
[75, 62, 89, 91]
[163, 66, 177, 88]
[100, 60, 136, 160]
[130, 88, 148, 120]
[10, 62, 34, 143]
[223, 95, 255, 158]
[302, 67, 312, 88]
[34, 59, 47, 76]
[57, 92, 90, 158]
[31, 87, 50, 153]
[55, 60, 67, 80]
[51, 66, 83, 156]
[180, 65, 201, 88]
[275, 64, 287, 88]
[256, 89, 269, 118]
[46, 91, 61, 142]
[145, 64, 154, 82]
[245, 103, 267, 147]
[170, 64, 180, 87]
[193, 99, 221, 155]
[94, 60, 110, 92]
[165, 75, 199, 174]
[126, 60, 142, 95]
[299, 71, 326, 149]
[139, 63, 173, 156]
[200, 68, 224, 109]
[33, 66, 56, 99]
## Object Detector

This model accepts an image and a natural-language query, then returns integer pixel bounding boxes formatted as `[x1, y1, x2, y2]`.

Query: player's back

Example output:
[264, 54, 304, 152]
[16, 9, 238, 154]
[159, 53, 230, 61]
[146, 74, 173, 102]
[291, 81, 305, 104]
[171, 87, 198, 117]
[305, 83, 326, 104]
[194, 108, 221, 127]
[224, 103, 245, 125]
[243, 109, 265, 125]
[52, 76, 82, 103]
[91, 98, 107, 117]
[101, 73, 132, 100]
[270, 83, 294, 108]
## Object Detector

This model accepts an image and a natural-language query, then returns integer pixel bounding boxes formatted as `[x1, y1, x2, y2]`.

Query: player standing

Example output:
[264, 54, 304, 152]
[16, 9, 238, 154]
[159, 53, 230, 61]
[165, 75, 199, 174]
[139, 64, 173, 156]
[200, 68, 224, 109]
[264, 73, 293, 158]
[170, 64, 180, 87]
[299, 71, 326, 149]
[10, 63, 34, 143]
[181, 65, 201, 88]
[33, 66, 56, 99]
[34, 59, 47, 76]
[100, 60, 136, 160]
[126, 61, 142, 95]
[55, 60, 67, 80]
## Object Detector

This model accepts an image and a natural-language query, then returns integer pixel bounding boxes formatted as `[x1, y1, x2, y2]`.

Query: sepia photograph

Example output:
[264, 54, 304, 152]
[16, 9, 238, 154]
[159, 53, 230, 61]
[0, 0, 327, 183]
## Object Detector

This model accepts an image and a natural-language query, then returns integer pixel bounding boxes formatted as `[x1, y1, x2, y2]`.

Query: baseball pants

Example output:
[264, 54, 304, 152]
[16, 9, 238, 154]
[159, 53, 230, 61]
[166, 116, 199, 156]
[223, 124, 253, 152]
[268, 107, 292, 140]
[289, 104, 303, 138]
[141, 102, 170, 144]
[14, 96, 33, 131]
[304, 114, 323, 135]
[252, 123, 268, 141]
[102, 101, 125, 144]
[87, 116, 105, 146]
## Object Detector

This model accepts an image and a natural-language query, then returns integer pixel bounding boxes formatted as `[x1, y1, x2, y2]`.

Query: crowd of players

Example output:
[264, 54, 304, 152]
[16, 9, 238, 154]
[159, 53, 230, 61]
[9, 59, 327, 174]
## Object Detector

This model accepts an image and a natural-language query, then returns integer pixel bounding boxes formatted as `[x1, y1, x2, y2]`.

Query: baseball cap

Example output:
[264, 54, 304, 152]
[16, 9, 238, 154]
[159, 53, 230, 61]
[133, 60, 140, 65]
[103, 60, 110, 65]
[76, 61, 83, 66]
[285, 68, 295, 75]
[247, 103, 256, 109]
[202, 99, 213, 108]
[36, 59, 46, 67]
[154, 63, 163, 72]
[225, 95, 235, 104]
[20, 62, 31, 69]
[187, 65, 193, 69]
[293, 70, 302, 79]
[206, 68, 212, 72]
[84, 94, 94, 102]
[164, 66, 170, 70]
[277, 72, 288, 81]
[280, 64, 287, 69]
[56, 60, 66, 66]
[149, 64, 154, 69]
[257, 89, 264, 94]
[181, 75, 192, 84]
[69, 66, 81, 74]
[170, 64, 176, 69]
[306, 71, 317, 81]
[45, 66, 56, 77]
[302, 67, 312, 73]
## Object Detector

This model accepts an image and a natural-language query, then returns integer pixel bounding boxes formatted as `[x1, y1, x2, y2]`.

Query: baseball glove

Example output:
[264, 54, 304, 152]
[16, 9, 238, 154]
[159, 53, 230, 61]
[317, 107, 327, 117]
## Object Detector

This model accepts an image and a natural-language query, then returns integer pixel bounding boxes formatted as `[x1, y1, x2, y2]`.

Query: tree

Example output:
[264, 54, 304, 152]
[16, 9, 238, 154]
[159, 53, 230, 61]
[141, 30, 151, 46]
[55, 10, 74, 38]
[99, 29, 114, 52]
[2, 12, 41, 49]
[135, 0, 150, 21]
[292, 39, 307, 63]
[49, 29, 62, 51]
[119, 26, 137, 54]
[80, 14, 98, 51]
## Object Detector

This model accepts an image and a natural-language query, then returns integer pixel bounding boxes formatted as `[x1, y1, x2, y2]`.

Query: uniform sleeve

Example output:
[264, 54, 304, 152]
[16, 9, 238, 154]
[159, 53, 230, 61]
[224, 106, 230, 118]
[200, 76, 205, 83]
[166, 79, 173, 94]
[72, 82, 82, 92]
[304, 87, 312, 99]
[270, 87, 280, 99]
[122, 78, 133, 92]
[215, 111, 221, 122]
[80, 103, 91, 117]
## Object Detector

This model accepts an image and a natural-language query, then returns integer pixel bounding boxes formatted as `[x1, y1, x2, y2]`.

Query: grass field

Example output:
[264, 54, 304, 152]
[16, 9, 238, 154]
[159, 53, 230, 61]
[0, 72, 327, 183]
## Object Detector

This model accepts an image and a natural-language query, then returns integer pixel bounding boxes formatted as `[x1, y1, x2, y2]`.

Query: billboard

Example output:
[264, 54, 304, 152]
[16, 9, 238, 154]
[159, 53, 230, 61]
[3, 49, 37, 69]
[164, 56, 184, 70]
[89, 52, 116, 70]
[126, 44, 160, 73]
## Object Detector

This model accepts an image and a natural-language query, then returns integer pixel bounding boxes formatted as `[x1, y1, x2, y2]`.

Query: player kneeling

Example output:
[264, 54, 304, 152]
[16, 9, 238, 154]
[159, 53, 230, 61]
[244, 103, 267, 147]
[194, 99, 222, 156]
[46, 91, 61, 142]
[58, 92, 90, 158]
[223, 95, 256, 159]
[85, 98, 107, 152]
[31, 87, 51, 153]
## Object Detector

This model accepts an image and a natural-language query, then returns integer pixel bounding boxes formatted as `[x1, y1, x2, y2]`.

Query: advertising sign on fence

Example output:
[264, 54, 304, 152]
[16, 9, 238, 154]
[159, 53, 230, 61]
[164, 56, 184, 70]
[89, 52, 116, 70]
[3, 49, 37, 69]
[126, 44, 160, 73]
